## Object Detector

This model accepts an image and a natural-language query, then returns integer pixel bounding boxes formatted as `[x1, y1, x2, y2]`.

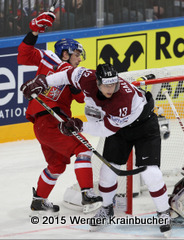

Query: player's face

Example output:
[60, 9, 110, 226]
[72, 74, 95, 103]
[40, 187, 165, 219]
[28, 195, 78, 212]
[70, 50, 82, 68]
[99, 83, 116, 98]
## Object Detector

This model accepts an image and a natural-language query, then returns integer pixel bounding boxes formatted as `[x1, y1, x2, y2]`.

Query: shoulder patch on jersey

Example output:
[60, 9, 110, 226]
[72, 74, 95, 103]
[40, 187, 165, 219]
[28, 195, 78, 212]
[75, 67, 86, 83]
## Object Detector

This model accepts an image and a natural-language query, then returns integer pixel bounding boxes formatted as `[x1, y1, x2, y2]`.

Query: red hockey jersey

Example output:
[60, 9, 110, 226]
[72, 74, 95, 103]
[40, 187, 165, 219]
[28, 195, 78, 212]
[18, 39, 84, 123]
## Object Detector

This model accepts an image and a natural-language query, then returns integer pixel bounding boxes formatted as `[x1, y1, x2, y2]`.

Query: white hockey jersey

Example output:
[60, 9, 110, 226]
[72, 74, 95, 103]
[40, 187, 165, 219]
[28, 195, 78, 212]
[46, 67, 147, 137]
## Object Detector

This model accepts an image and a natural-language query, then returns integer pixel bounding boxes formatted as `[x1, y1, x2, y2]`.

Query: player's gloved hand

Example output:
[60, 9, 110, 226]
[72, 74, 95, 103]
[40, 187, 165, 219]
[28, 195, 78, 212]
[20, 74, 48, 100]
[29, 12, 56, 33]
[59, 118, 83, 136]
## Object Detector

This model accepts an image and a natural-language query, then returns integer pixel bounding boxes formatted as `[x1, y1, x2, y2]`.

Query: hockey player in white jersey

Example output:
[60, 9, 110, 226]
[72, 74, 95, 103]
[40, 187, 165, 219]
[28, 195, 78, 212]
[20, 63, 172, 237]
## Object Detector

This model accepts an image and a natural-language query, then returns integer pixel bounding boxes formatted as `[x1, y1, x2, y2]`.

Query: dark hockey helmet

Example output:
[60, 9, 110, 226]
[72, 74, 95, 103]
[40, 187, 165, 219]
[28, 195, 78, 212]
[95, 63, 120, 92]
[54, 38, 86, 61]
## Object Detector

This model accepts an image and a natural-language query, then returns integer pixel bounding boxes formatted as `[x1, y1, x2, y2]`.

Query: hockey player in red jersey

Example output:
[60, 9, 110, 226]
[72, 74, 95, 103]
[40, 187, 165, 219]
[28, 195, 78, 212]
[20, 63, 173, 236]
[18, 11, 102, 214]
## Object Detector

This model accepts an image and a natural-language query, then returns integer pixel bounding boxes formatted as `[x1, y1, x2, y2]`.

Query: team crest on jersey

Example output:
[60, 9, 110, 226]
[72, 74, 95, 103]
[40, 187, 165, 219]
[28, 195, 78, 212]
[43, 85, 65, 101]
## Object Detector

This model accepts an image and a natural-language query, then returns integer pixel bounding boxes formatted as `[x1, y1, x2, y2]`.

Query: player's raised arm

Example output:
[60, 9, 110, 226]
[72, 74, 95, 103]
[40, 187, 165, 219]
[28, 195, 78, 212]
[29, 12, 56, 33]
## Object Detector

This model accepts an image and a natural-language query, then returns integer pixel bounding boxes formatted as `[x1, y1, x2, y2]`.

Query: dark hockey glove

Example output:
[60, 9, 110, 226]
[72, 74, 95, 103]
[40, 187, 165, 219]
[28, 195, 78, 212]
[59, 118, 83, 136]
[29, 12, 56, 33]
[20, 74, 48, 100]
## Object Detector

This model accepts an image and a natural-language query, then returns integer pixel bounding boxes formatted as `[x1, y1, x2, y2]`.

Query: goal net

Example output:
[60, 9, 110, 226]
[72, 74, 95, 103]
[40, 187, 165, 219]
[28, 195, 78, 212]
[63, 65, 184, 215]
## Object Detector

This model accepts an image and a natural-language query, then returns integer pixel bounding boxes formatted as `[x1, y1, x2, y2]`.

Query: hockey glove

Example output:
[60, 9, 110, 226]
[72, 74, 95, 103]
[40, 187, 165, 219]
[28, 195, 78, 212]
[59, 118, 83, 136]
[29, 12, 56, 33]
[20, 74, 48, 100]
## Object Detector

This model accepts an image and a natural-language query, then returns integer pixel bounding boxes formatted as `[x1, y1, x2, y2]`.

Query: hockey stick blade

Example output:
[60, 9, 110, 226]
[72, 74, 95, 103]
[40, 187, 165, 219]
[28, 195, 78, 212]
[70, 130, 147, 176]
[93, 149, 147, 176]
[31, 93, 147, 176]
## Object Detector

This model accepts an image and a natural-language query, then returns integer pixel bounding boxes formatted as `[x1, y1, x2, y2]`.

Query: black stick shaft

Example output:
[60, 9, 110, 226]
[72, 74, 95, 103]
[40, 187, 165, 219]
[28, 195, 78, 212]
[31, 93, 146, 176]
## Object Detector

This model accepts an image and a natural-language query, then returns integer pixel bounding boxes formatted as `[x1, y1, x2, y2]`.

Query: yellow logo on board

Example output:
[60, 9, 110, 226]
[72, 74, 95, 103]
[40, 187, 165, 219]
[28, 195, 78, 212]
[97, 34, 147, 72]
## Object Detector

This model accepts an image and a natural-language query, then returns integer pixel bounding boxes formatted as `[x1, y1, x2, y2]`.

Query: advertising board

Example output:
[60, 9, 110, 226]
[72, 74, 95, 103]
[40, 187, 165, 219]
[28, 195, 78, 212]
[1, 20, 184, 142]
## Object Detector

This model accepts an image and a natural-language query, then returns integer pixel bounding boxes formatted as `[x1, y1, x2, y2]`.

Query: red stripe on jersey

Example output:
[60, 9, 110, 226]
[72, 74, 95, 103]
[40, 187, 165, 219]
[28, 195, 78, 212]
[56, 62, 72, 72]
[99, 182, 118, 193]
[67, 68, 76, 85]
[149, 184, 167, 198]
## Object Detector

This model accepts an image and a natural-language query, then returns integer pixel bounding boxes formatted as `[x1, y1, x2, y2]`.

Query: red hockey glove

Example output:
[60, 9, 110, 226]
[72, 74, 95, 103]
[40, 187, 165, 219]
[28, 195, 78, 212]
[20, 74, 48, 100]
[29, 12, 56, 33]
[59, 118, 83, 136]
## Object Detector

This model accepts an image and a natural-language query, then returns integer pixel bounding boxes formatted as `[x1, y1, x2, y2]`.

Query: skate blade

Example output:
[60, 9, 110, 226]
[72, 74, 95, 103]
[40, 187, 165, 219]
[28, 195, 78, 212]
[29, 210, 59, 217]
[164, 230, 172, 238]
[83, 201, 102, 214]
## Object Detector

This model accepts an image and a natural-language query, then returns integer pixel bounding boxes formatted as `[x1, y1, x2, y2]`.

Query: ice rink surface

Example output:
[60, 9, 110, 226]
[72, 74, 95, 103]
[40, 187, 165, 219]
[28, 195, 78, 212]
[0, 134, 183, 239]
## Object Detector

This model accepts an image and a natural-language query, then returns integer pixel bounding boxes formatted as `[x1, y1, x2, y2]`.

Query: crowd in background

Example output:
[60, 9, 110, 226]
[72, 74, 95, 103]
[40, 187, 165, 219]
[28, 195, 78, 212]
[1, 0, 184, 38]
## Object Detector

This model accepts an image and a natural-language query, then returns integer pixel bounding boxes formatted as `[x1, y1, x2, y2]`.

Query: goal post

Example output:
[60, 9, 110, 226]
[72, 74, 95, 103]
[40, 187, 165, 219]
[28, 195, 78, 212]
[63, 65, 184, 215]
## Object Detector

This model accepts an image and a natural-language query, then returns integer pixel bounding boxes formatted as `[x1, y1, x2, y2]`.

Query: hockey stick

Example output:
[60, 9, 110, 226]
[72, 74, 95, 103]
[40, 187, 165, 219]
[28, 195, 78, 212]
[49, 0, 58, 12]
[31, 93, 147, 176]
[163, 90, 184, 133]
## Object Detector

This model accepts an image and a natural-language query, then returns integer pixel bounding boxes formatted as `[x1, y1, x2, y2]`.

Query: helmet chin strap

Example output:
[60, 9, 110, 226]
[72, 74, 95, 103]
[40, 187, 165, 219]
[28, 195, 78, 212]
[60, 53, 72, 64]
[67, 55, 72, 64]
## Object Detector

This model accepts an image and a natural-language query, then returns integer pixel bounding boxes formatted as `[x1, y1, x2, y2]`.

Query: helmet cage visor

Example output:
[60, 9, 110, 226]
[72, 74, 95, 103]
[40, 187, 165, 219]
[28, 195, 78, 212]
[68, 45, 86, 61]
[96, 63, 120, 92]
[55, 39, 86, 61]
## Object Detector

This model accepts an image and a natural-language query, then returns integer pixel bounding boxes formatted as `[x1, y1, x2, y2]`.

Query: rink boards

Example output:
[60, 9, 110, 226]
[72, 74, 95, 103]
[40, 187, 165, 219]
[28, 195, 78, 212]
[1, 17, 184, 142]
